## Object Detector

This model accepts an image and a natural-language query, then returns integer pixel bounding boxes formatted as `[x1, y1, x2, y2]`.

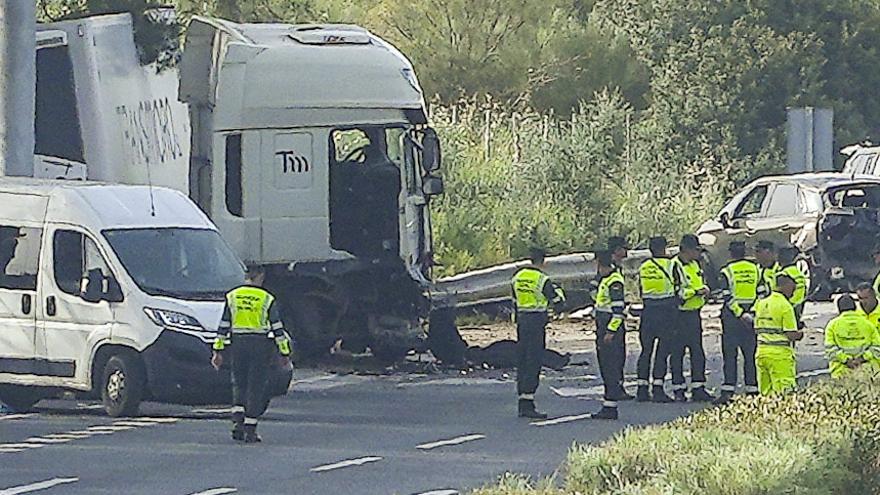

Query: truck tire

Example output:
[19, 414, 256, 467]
[0, 385, 43, 412]
[101, 354, 146, 417]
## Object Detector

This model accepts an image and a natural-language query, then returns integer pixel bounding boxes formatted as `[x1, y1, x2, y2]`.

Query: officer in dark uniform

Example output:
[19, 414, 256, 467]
[590, 250, 628, 420]
[511, 247, 565, 419]
[212, 266, 292, 443]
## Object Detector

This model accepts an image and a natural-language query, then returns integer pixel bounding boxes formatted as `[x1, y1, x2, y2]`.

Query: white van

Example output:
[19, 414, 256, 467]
[0, 178, 292, 416]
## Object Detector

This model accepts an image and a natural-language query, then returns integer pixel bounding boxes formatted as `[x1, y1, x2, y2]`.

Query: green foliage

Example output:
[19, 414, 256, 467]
[475, 370, 880, 495]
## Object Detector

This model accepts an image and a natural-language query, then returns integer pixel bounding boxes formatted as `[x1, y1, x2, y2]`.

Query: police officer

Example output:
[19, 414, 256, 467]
[636, 236, 683, 403]
[824, 294, 880, 379]
[511, 247, 565, 419]
[778, 246, 808, 327]
[671, 234, 713, 402]
[590, 250, 627, 420]
[212, 266, 292, 443]
[714, 241, 762, 404]
[754, 273, 803, 395]
[857, 282, 880, 329]
[608, 236, 630, 268]
[755, 240, 780, 296]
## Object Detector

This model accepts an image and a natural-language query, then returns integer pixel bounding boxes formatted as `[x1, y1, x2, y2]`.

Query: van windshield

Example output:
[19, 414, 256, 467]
[104, 228, 244, 301]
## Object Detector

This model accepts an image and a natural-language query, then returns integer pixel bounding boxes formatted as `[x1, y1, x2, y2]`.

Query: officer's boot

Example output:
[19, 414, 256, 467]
[612, 385, 635, 402]
[673, 389, 687, 402]
[712, 391, 734, 405]
[590, 406, 618, 420]
[651, 385, 674, 403]
[691, 387, 715, 402]
[517, 399, 548, 420]
[231, 411, 245, 441]
[636, 386, 651, 402]
[243, 422, 262, 444]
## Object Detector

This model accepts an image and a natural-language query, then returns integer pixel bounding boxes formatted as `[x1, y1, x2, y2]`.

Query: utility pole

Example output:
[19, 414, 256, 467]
[0, 0, 36, 176]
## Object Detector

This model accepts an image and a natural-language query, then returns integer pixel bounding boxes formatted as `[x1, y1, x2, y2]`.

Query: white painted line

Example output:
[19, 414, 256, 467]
[530, 413, 592, 427]
[550, 385, 602, 398]
[797, 369, 830, 378]
[135, 417, 179, 423]
[188, 488, 237, 495]
[0, 414, 35, 421]
[41, 434, 92, 440]
[190, 408, 234, 415]
[310, 456, 383, 473]
[86, 425, 134, 432]
[415, 490, 459, 495]
[112, 420, 159, 427]
[0, 444, 44, 449]
[0, 477, 78, 495]
[0, 449, 25, 454]
[416, 434, 486, 450]
[24, 437, 72, 444]
[68, 429, 112, 435]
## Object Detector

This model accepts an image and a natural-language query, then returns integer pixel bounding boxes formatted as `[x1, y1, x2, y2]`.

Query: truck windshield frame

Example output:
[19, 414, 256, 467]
[103, 227, 245, 301]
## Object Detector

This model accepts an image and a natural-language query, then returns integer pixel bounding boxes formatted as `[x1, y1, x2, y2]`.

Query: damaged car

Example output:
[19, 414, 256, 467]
[696, 173, 880, 299]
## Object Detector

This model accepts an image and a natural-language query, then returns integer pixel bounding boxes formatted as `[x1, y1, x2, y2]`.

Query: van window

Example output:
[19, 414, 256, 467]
[54, 230, 113, 297]
[0, 226, 41, 291]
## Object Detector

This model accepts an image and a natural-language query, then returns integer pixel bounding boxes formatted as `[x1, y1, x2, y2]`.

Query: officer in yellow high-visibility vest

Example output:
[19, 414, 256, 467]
[824, 294, 880, 379]
[778, 246, 808, 327]
[590, 250, 627, 420]
[755, 240, 780, 297]
[511, 247, 565, 419]
[636, 236, 684, 403]
[670, 234, 714, 402]
[857, 282, 880, 329]
[753, 273, 803, 395]
[212, 266, 292, 443]
[715, 241, 763, 404]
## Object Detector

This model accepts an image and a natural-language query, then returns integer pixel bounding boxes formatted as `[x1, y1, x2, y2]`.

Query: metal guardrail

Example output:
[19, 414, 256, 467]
[431, 249, 660, 311]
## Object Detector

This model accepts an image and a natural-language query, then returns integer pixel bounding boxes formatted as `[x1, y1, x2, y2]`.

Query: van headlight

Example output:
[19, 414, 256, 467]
[144, 307, 205, 332]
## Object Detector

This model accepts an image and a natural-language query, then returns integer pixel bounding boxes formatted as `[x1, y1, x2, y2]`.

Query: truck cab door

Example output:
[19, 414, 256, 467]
[0, 223, 44, 379]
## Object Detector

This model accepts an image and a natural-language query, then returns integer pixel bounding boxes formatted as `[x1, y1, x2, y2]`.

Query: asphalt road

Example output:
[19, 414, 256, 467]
[0, 304, 834, 495]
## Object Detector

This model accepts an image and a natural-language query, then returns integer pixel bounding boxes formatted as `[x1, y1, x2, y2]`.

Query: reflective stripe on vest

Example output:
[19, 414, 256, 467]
[639, 258, 675, 299]
[513, 268, 549, 312]
[722, 260, 760, 305]
[595, 270, 625, 313]
[227, 286, 274, 334]
[679, 258, 706, 311]
[754, 292, 796, 346]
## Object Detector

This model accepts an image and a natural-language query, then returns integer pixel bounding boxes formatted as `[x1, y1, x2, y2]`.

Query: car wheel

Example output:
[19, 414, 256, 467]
[0, 385, 43, 412]
[101, 354, 146, 417]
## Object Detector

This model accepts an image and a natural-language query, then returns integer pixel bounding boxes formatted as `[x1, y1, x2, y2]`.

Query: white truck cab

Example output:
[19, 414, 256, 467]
[0, 179, 291, 416]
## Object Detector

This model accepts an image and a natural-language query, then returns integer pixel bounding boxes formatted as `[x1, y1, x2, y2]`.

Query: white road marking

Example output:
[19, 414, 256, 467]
[550, 385, 602, 398]
[136, 417, 179, 423]
[0, 477, 78, 495]
[68, 429, 113, 435]
[112, 420, 162, 427]
[798, 369, 830, 378]
[24, 437, 72, 444]
[310, 456, 383, 473]
[0, 414, 35, 421]
[40, 434, 92, 440]
[0, 448, 26, 453]
[416, 434, 486, 450]
[0, 443, 44, 449]
[415, 490, 459, 495]
[530, 413, 592, 427]
[188, 488, 237, 495]
[190, 408, 235, 415]
[86, 425, 134, 432]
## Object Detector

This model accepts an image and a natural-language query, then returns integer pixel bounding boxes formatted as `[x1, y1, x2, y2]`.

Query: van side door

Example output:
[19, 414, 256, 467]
[0, 223, 44, 379]
[39, 227, 116, 387]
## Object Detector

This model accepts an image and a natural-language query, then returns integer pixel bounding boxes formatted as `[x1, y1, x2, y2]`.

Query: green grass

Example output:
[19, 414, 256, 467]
[474, 370, 880, 495]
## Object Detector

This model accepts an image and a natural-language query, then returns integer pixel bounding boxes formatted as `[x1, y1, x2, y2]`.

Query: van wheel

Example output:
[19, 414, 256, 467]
[0, 385, 43, 412]
[101, 354, 145, 417]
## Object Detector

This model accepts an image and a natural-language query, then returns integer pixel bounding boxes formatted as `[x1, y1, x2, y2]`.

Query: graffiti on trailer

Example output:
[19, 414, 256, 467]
[115, 97, 185, 167]
[276, 150, 311, 174]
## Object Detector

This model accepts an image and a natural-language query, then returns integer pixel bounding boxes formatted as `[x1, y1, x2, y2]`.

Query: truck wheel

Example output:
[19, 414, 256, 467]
[0, 385, 43, 412]
[101, 354, 145, 417]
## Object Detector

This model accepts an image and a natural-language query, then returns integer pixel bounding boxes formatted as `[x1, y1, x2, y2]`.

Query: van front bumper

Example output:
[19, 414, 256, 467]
[141, 330, 292, 406]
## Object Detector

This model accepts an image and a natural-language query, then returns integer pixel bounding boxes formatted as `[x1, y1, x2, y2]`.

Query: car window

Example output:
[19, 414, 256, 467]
[734, 185, 769, 218]
[800, 190, 823, 213]
[0, 225, 41, 291]
[54, 230, 113, 297]
[827, 185, 880, 209]
[765, 184, 799, 217]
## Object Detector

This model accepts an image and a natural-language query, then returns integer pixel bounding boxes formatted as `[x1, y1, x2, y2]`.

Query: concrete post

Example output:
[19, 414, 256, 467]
[0, 0, 36, 176]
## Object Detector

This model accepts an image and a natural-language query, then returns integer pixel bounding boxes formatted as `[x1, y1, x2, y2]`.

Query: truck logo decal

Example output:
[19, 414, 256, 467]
[276, 150, 311, 174]
[116, 97, 185, 167]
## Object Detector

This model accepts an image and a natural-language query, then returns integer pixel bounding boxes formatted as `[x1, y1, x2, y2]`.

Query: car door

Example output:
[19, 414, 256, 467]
[742, 183, 805, 248]
[38, 227, 115, 386]
[0, 223, 44, 378]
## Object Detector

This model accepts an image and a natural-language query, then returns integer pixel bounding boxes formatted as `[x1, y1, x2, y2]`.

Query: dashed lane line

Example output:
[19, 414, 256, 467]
[0, 417, 179, 455]
[416, 434, 486, 450]
[0, 477, 78, 495]
[188, 488, 237, 495]
[0, 414, 35, 421]
[530, 413, 592, 427]
[310, 456, 383, 473]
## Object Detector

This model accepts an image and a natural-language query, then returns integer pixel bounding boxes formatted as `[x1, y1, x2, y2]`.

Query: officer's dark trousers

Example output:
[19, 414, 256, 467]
[721, 310, 758, 393]
[670, 310, 707, 390]
[516, 312, 547, 398]
[637, 299, 678, 386]
[230, 335, 276, 425]
[596, 312, 626, 401]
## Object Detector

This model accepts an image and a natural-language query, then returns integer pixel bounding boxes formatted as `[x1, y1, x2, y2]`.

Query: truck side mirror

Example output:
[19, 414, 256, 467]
[422, 175, 444, 196]
[421, 128, 441, 173]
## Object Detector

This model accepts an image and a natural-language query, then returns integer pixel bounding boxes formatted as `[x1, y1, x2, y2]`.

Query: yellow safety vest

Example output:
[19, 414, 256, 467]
[824, 310, 880, 378]
[677, 257, 706, 311]
[722, 260, 760, 305]
[595, 270, 625, 332]
[858, 303, 880, 330]
[512, 267, 550, 313]
[761, 262, 780, 292]
[874, 271, 880, 297]
[754, 292, 797, 346]
[780, 264, 807, 306]
[227, 286, 274, 334]
[639, 258, 676, 300]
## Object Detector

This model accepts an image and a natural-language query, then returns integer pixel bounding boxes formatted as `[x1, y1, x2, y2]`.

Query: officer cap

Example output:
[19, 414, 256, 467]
[649, 236, 667, 251]
[755, 240, 775, 251]
[529, 247, 546, 260]
[607, 236, 629, 252]
[728, 241, 746, 252]
[680, 234, 700, 250]
[837, 294, 857, 312]
[596, 250, 613, 267]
